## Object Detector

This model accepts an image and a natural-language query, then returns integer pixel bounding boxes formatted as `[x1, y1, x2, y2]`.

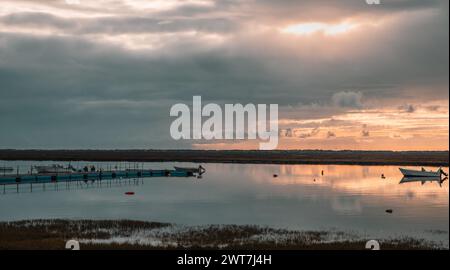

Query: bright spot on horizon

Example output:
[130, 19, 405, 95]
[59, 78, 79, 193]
[281, 22, 358, 36]
[65, 0, 81, 5]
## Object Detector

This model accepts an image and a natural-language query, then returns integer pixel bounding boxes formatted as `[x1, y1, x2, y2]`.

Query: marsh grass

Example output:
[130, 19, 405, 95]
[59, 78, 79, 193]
[0, 219, 440, 250]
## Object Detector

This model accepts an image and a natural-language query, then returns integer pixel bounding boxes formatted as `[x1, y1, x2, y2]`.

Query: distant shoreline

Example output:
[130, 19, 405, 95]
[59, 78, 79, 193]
[0, 149, 448, 166]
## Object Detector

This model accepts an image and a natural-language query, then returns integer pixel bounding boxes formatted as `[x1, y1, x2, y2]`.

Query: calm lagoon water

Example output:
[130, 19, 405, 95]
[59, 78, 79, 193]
[0, 161, 448, 245]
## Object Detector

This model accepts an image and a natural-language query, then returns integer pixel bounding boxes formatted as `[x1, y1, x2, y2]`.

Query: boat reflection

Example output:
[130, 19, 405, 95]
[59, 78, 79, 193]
[400, 176, 448, 187]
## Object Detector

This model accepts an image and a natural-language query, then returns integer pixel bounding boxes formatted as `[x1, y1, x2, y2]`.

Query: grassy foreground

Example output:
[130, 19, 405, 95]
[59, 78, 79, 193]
[0, 219, 442, 250]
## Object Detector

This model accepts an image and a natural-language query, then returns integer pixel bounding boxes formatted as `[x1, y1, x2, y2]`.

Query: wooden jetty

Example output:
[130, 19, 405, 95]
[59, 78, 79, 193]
[0, 168, 199, 186]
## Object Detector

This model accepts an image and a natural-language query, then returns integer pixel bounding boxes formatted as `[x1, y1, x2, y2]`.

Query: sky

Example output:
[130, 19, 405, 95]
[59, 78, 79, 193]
[0, 0, 448, 150]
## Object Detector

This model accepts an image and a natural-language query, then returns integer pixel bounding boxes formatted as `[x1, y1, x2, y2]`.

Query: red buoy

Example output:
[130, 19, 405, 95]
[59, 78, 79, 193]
[125, 192, 135, 195]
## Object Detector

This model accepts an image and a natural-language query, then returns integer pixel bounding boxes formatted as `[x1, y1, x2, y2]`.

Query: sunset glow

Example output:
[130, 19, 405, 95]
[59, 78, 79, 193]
[281, 22, 358, 36]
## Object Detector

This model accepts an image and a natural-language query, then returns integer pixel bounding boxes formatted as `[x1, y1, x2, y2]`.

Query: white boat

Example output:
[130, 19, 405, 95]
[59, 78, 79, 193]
[399, 167, 446, 178]
[174, 165, 206, 174]
[34, 164, 76, 174]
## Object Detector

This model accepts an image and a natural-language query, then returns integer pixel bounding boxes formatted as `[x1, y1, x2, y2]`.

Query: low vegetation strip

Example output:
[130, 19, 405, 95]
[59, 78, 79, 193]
[0, 150, 448, 166]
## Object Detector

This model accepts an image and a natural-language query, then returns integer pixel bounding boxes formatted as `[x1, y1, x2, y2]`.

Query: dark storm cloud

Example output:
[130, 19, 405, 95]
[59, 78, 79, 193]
[0, 32, 276, 148]
[0, 12, 238, 34]
[1, 12, 74, 29]
[332, 91, 363, 108]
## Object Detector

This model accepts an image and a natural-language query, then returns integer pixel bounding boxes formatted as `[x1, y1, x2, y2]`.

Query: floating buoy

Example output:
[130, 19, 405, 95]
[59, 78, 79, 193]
[125, 192, 135, 195]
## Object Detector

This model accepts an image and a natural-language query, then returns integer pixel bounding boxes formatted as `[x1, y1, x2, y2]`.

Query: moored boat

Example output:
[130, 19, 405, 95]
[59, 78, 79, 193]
[399, 167, 447, 178]
[174, 165, 206, 174]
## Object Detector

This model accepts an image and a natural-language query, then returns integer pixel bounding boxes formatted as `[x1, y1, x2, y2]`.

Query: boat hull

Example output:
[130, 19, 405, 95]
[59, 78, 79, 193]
[174, 166, 205, 174]
[174, 167, 199, 173]
[399, 168, 440, 177]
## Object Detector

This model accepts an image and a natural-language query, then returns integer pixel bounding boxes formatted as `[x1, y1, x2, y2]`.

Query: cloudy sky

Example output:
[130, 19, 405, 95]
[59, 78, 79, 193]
[0, 0, 448, 150]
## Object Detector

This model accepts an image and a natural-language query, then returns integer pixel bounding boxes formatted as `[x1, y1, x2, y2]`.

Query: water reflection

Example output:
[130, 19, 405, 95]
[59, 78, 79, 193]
[1, 177, 144, 195]
[400, 176, 448, 187]
[0, 161, 448, 246]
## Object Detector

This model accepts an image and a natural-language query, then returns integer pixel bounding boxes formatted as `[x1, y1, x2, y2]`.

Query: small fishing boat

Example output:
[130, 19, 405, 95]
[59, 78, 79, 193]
[0, 166, 13, 172]
[174, 165, 206, 174]
[399, 167, 447, 178]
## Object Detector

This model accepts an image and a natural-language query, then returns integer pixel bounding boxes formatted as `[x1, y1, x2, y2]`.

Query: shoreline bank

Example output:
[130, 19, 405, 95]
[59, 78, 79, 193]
[0, 219, 445, 250]
[0, 150, 448, 166]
